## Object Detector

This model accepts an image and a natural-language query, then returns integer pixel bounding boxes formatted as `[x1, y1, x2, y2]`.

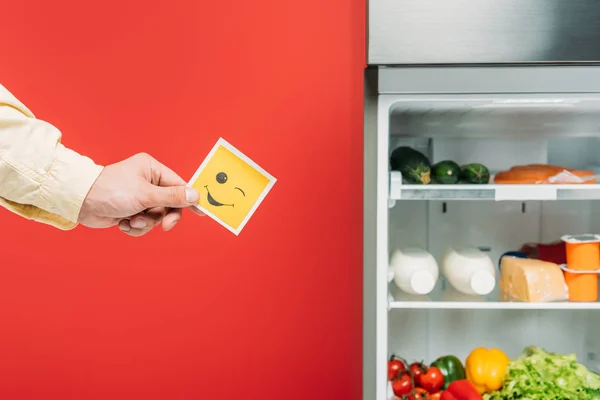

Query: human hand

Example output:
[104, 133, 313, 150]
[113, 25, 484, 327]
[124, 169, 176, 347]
[78, 153, 204, 236]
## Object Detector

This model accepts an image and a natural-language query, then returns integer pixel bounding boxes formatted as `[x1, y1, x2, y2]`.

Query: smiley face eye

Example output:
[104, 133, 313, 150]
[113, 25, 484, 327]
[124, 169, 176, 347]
[216, 172, 228, 184]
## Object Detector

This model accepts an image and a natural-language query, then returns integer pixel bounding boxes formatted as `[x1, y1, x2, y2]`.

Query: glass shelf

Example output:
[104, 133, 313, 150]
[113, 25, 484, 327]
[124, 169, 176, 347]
[388, 283, 600, 310]
[389, 171, 600, 202]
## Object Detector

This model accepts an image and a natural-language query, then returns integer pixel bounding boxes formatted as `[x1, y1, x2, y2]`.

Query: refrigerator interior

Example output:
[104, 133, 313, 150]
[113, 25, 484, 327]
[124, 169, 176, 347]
[386, 95, 600, 374]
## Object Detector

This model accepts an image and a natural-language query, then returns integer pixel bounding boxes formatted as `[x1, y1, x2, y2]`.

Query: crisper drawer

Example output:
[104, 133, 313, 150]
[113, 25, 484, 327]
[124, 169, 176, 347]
[368, 0, 600, 65]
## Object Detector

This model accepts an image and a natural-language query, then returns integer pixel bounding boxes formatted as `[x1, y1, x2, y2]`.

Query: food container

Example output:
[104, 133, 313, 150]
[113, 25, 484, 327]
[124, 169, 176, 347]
[560, 234, 600, 302]
[441, 248, 496, 296]
[390, 248, 439, 295]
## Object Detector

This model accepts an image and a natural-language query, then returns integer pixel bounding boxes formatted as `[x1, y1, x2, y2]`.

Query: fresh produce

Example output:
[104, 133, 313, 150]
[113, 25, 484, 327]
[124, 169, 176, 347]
[429, 391, 443, 400]
[409, 362, 427, 385]
[441, 380, 482, 400]
[390, 347, 600, 400]
[494, 164, 597, 184]
[389, 355, 408, 381]
[432, 160, 461, 184]
[432, 355, 466, 390]
[408, 362, 444, 393]
[392, 371, 414, 397]
[390, 146, 432, 184]
[460, 163, 490, 184]
[486, 346, 600, 400]
[388, 358, 450, 399]
[465, 347, 509, 394]
[410, 387, 430, 400]
[420, 366, 444, 393]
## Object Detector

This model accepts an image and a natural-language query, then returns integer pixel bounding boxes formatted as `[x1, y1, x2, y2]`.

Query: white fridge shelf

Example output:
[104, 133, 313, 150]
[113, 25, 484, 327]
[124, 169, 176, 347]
[389, 171, 600, 201]
[388, 284, 600, 310]
[388, 300, 600, 310]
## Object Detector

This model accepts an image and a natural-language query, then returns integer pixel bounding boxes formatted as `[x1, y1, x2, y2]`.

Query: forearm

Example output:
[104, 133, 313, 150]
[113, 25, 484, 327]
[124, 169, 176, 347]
[0, 83, 103, 229]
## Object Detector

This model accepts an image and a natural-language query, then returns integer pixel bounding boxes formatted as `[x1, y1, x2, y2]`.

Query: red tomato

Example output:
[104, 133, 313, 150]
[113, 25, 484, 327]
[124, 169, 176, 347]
[388, 356, 407, 381]
[392, 372, 413, 397]
[430, 391, 443, 400]
[407, 387, 430, 400]
[409, 362, 427, 386]
[420, 366, 444, 393]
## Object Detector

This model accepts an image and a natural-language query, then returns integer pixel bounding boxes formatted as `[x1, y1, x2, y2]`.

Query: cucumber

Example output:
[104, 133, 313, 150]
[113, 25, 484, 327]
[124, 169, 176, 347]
[432, 160, 461, 184]
[460, 163, 490, 184]
[390, 146, 431, 184]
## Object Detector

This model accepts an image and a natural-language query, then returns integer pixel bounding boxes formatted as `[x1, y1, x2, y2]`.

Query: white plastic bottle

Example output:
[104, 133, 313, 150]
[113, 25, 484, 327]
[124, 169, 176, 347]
[390, 247, 439, 295]
[441, 247, 496, 296]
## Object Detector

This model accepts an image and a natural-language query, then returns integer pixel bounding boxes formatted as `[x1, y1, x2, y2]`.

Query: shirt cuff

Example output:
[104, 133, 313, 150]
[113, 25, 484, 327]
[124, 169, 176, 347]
[0, 198, 79, 230]
[37, 143, 104, 224]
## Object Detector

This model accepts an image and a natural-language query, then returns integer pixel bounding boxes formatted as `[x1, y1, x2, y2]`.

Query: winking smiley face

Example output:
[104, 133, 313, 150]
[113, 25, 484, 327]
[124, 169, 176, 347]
[189, 141, 273, 233]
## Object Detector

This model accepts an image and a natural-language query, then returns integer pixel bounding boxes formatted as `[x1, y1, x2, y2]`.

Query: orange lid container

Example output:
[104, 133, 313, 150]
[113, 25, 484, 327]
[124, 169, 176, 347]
[562, 234, 600, 270]
[563, 273, 598, 302]
[560, 234, 600, 302]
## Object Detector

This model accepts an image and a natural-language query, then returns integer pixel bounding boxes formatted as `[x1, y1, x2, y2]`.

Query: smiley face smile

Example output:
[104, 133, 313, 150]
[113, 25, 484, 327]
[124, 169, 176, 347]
[204, 186, 234, 207]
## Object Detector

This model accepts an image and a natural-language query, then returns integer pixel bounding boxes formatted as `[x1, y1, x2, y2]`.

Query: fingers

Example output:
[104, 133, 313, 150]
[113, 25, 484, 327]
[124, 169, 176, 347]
[142, 184, 200, 209]
[119, 220, 157, 237]
[117, 206, 198, 236]
[133, 153, 205, 214]
[119, 207, 169, 237]
[188, 206, 205, 217]
[162, 208, 182, 231]
[135, 207, 168, 228]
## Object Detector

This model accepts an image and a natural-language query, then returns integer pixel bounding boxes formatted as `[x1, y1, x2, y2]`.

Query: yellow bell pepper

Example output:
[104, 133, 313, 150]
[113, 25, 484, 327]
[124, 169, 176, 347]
[465, 347, 510, 394]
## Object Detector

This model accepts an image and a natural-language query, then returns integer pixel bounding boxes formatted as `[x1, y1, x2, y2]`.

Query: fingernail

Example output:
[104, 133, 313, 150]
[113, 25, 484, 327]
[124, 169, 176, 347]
[119, 221, 131, 232]
[186, 187, 199, 203]
[131, 219, 147, 229]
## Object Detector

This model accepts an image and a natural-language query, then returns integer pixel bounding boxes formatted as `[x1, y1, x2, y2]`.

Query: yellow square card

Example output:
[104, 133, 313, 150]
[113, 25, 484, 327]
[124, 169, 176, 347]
[187, 138, 277, 235]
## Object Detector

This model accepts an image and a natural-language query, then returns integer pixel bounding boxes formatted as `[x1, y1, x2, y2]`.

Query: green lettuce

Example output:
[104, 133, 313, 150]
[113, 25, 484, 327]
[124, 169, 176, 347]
[485, 346, 600, 400]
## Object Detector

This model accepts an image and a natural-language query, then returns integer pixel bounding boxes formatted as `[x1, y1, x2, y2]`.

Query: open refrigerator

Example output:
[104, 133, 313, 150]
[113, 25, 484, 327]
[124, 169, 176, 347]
[363, 3, 600, 399]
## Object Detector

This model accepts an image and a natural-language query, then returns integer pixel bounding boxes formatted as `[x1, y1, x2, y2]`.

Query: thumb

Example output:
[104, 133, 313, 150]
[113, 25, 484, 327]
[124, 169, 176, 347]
[143, 184, 200, 209]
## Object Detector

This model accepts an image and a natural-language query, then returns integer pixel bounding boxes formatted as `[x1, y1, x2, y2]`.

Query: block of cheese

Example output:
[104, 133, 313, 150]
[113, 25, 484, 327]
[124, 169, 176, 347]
[499, 256, 569, 302]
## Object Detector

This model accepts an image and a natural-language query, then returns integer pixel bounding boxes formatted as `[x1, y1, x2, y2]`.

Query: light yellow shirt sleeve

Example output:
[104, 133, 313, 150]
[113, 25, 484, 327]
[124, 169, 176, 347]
[0, 83, 104, 230]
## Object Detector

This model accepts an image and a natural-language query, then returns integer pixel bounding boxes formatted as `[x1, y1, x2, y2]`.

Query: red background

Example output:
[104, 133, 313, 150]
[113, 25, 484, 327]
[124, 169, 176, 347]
[0, 1, 364, 399]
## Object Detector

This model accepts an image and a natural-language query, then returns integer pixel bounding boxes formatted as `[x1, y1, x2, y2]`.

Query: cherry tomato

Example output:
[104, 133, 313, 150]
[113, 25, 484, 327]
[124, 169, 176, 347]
[420, 366, 444, 393]
[406, 387, 430, 400]
[392, 371, 413, 397]
[409, 362, 427, 386]
[388, 356, 407, 381]
[429, 391, 443, 400]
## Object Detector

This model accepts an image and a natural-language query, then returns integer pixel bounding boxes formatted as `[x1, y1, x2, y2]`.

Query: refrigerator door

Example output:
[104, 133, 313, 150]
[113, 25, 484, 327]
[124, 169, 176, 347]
[368, 0, 600, 65]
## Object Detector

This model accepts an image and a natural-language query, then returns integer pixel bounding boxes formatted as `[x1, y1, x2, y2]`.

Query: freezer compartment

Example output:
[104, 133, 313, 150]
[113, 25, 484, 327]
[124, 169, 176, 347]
[368, 0, 600, 65]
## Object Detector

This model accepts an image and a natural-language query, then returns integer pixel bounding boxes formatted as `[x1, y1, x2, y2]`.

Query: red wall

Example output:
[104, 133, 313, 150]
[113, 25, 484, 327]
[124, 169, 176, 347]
[0, 1, 364, 399]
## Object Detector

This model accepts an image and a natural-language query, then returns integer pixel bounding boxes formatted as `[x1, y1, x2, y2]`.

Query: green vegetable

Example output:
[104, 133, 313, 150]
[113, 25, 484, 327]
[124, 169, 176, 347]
[431, 355, 466, 390]
[461, 163, 490, 184]
[432, 160, 461, 184]
[390, 146, 431, 184]
[485, 346, 600, 400]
